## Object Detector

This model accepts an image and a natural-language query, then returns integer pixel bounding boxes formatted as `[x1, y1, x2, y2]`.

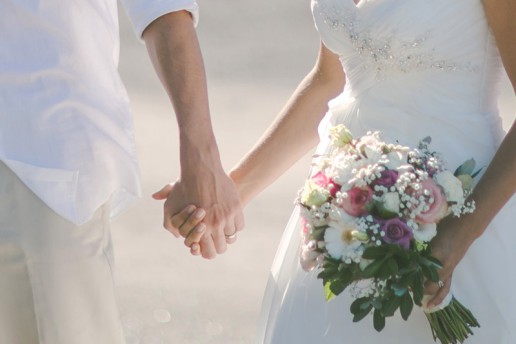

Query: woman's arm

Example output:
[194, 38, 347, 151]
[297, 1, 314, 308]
[230, 43, 345, 205]
[425, 0, 516, 306]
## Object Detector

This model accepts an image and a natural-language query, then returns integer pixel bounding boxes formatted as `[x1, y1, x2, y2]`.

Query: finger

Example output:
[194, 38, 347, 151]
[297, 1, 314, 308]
[234, 211, 245, 232]
[428, 279, 452, 308]
[223, 223, 238, 245]
[199, 232, 218, 259]
[423, 279, 440, 297]
[184, 223, 206, 248]
[163, 204, 180, 238]
[169, 205, 196, 230]
[212, 222, 228, 254]
[163, 204, 195, 237]
[179, 209, 206, 237]
[190, 242, 201, 256]
[152, 183, 174, 200]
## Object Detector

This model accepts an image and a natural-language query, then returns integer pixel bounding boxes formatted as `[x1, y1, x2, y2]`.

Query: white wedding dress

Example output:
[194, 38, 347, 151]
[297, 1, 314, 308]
[257, 0, 516, 343]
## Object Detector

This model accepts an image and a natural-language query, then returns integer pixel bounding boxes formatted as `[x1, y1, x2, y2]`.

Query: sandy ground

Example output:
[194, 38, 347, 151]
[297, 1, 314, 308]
[113, 1, 515, 343]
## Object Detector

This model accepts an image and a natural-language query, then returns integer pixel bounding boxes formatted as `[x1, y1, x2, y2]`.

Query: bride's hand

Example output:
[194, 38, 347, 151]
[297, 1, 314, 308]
[163, 202, 207, 256]
[423, 215, 476, 308]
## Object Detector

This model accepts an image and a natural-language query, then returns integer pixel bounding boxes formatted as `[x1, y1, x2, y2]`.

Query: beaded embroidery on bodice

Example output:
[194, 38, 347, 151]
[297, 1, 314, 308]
[311, 0, 495, 84]
[315, 2, 478, 80]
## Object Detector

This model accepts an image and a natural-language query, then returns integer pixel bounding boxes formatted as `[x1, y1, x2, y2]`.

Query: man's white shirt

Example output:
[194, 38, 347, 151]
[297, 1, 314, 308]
[0, 0, 199, 224]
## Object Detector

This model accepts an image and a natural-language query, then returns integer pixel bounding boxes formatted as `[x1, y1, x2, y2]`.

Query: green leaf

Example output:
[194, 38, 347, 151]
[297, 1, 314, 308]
[397, 271, 416, 287]
[391, 283, 408, 297]
[382, 295, 401, 317]
[454, 158, 476, 176]
[421, 264, 440, 283]
[400, 292, 414, 320]
[412, 271, 425, 305]
[373, 308, 386, 332]
[329, 278, 348, 296]
[361, 258, 386, 278]
[372, 298, 383, 310]
[471, 167, 484, 178]
[324, 281, 336, 301]
[387, 258, 399, 275]
[362, 246, 389, 260]
[375, 202, 399, 219]
[352, 303, 373, 323]
[425, 256, 443, 269]
[350, 297, 369, 314]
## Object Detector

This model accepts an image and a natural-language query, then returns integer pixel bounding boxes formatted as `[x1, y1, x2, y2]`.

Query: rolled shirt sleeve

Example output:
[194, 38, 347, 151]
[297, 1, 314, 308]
[121, 0, 199, 39]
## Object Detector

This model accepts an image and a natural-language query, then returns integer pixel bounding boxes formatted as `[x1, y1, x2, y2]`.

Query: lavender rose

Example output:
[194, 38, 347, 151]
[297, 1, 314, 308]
[373, 169, 399, 188]
[381, 218, 413, 249]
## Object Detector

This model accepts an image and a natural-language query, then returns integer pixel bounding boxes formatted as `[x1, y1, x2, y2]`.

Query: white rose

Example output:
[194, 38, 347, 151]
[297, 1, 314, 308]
[385, 151, 408, 170]
[413, 223, 437, 242]
[363, 146, 383, 163]
[382, 192, 401, 214]
[300, 180, 331, 207]
[434, 171, 464, 203]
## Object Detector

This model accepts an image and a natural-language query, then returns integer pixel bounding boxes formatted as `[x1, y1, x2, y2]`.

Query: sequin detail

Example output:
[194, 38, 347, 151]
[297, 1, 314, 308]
[316, 3, 478, 79]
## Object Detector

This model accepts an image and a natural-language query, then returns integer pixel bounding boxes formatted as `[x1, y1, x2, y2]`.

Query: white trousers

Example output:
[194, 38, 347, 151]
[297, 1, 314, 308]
[0, 162, 125, 343]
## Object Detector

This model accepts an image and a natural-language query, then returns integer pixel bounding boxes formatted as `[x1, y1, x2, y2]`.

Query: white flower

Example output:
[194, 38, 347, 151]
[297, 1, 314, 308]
[330, 124, 353, 147]
[413, 223, 437, 242]
[363, 146, 383, 163]
[324, 221, 364, 261]
[382, 192, 401, 213]
[385, 151, 408, 170]
[328, 206, 355, 224]
[300, 180, 330, 207]
[434, 171, 464, 203]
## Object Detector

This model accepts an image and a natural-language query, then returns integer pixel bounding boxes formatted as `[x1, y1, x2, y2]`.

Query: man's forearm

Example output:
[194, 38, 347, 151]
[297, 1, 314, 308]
[142, 10, 222, 175]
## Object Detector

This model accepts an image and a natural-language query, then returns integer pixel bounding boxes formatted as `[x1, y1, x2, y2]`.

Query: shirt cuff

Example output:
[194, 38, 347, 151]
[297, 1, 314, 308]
[121, 0, 199, 40]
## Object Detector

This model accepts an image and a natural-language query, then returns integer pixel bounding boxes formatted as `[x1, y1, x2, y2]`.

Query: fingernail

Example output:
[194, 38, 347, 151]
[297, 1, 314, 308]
[195, 209, 205, 219]
[187, 205, 195, 213]
[196, 224, 206, 232]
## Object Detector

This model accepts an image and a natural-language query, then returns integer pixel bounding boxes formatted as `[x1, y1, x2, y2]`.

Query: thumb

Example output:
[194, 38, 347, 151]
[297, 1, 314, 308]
[152, 183, 175, 200]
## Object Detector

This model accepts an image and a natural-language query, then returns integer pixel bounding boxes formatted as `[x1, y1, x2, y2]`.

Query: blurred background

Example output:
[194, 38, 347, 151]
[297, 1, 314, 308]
[114, 1, 515, 343]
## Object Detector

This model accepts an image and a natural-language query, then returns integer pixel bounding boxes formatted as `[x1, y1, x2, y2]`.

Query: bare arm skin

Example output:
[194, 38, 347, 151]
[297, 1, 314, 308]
[230, 43, 345, 204]
[143, 11, 244, 259]
[425, 0, 516, 306]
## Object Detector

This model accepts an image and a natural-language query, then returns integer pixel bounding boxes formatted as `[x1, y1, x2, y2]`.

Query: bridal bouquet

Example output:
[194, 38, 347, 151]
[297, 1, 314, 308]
[298, 125, 480, 344]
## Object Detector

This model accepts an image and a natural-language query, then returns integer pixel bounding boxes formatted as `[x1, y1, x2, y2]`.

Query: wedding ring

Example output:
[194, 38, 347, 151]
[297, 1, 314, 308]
[224, 231, 237, 240]
[437, 280, 445, 288]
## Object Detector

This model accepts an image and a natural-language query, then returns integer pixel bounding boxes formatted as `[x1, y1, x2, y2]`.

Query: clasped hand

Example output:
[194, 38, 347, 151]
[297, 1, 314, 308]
[153, 169, 244, 259]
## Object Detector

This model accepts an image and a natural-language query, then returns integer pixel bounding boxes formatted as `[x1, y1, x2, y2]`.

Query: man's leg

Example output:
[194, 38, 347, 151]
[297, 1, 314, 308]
[0, 162, 125, 344]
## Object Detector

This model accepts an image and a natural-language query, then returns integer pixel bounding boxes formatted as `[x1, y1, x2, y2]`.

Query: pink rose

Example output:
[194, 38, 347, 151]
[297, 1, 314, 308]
[414, 179, 448, 224]
[341, 186, 373, 217]
[312, 171, 340, 197]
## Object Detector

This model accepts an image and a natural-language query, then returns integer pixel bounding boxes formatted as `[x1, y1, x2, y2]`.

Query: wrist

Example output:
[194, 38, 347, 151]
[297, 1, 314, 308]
[179, 133, 224, 178]
[229, 168, 254, 206]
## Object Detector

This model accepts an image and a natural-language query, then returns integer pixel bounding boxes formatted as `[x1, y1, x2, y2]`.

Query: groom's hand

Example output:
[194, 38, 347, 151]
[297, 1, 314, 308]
[153, 169, 244, 259]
